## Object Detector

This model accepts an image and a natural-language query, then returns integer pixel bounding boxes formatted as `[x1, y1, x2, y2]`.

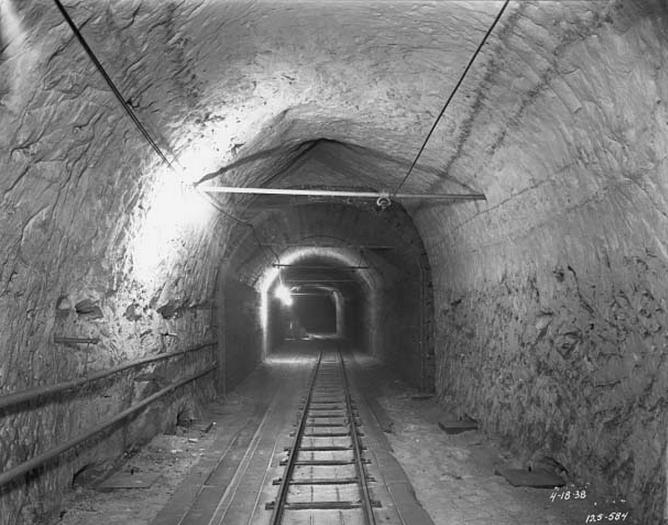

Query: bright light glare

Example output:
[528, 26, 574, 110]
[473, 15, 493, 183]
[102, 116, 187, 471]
[0, 0, 23, 46]
[177, 145, 223, 185]
[150, 178, 209, 229]
[132, 173, 211, 283]
[275, 284, 293, 306]
[0, 0, 39, 108]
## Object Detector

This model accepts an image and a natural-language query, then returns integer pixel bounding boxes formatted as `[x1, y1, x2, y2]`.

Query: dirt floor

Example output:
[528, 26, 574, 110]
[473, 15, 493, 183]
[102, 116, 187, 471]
[49, 355, 634, 525]
[51, 391, 253, 525]
[373, 374, 634, 525]
[376, 382, 586, 525]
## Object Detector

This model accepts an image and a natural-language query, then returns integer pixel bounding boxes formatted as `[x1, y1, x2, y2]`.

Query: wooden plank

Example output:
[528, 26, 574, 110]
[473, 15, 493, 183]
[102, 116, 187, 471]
[494, 468, 566, 488]
[437, 419, 478, 434]
[97, 471, 160, 490]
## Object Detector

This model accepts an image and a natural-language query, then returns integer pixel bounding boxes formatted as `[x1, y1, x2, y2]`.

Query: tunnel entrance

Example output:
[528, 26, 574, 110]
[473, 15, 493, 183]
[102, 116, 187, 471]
[223, 202, 435, 394]
[270, 290, 339, 341]
[266, 258, 361, 345]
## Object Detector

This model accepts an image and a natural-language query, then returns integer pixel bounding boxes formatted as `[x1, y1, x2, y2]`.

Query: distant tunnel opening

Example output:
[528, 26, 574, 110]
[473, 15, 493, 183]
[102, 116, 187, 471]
[221, 201, 434, 394]
[265, 257, 370, 353]
[292, 291, 336, 334]
[276, 289, 337, 338]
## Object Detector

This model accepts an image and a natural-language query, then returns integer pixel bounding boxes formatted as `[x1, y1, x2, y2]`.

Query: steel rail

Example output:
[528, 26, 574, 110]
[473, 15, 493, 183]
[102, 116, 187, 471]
[0, 342, 216, 412]
[0, 364, 216, 489]
[269, 352, 323, 525]
[339, 349, 377, 525]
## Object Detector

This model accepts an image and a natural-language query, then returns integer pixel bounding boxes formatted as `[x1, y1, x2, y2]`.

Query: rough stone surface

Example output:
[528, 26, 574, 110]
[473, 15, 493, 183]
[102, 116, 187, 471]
[0, 0, 666, 523]
[416, 3, 668, 523]
[221, 277, 262, 393]
[0, 2, 222, 522]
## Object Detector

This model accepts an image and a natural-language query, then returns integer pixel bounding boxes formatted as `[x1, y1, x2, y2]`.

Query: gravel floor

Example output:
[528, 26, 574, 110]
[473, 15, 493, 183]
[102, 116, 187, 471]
[375, 379, 620, 525]
[50, 392, 251, 525]
[49, 354, 633, 525]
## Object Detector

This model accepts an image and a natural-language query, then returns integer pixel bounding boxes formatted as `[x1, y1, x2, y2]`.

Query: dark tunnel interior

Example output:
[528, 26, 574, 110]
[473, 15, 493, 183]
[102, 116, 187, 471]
[268, 259, 369, 347]
[290, 291, 337, 335]
[0, 1, 666, 524]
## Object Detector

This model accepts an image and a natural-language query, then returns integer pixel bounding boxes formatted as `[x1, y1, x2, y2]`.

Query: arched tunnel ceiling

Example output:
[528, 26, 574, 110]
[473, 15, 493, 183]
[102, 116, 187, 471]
[1, 1, 668, 521]
[175, 0, 509, 192]
[182, 0, 510, 206]
[134, 0, 662, 205]
[1, 0, 664, 311]
[41, 0, 661, 268]
[269, 256, 369, 303]
[22, 0, 656, 200]
[3, 1, 664, 278]
[226, 201, 425, 288]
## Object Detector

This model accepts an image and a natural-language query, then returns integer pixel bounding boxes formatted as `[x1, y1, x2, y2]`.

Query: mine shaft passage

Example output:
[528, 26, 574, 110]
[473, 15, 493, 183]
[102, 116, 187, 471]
[1, 1, 665, 524]
[148, 341, 436, 525]
[290, 293, 337, 335]
[267, 349, 377, 525]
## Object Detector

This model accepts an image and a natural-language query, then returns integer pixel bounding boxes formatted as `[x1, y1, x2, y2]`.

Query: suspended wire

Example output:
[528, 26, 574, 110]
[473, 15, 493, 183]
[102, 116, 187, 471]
[392, 0, 510, 197]
[52, 0, 280, 264]
[52, 0, 176, 170]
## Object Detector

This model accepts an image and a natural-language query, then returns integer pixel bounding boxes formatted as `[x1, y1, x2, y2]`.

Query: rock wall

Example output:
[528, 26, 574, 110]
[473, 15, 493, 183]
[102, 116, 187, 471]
[434, 252, 666, 523]
[419, 2, 668, 522]
[222, 277, 263, 392]
[378, 266, 423, 389]
[0, 2, 226, 523]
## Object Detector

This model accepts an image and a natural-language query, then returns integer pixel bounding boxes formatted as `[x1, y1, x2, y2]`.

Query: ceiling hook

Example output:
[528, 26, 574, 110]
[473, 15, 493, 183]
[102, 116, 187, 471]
[376, 190, 392, 210]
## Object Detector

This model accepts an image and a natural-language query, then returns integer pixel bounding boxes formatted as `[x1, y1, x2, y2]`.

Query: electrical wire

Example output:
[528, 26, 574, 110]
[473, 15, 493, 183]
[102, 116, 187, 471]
[52, 0, 280, 264]
[392, 0, 510, 197]
[52, 0, 176, 171]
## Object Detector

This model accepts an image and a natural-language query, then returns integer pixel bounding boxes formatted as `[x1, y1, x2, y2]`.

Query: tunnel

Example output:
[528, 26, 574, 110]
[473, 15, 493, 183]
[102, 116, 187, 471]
[0, 1, 666, 524]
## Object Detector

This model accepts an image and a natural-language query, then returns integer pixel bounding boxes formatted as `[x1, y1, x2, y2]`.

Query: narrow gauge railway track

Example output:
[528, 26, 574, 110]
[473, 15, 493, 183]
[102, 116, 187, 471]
[267, 350, 378, 525]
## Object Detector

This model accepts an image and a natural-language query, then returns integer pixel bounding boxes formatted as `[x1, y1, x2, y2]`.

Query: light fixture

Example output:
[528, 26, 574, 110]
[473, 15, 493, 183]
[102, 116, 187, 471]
[132, 172, 212, 283]
[275, 284, 293, 306]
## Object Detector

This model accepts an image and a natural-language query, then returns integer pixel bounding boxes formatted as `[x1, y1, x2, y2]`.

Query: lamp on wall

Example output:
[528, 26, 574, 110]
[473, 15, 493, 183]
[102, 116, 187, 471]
[275, 284, 293, 307]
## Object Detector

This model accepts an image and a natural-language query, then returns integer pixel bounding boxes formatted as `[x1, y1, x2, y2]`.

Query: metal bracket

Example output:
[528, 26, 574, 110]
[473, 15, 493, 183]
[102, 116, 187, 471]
[54, 337, 99, 345]
[376, 191, 392, 210]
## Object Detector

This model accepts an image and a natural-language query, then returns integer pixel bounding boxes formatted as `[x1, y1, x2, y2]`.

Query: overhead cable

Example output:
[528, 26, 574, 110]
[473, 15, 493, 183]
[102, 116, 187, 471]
[52, 0, 176, 170]
[392, 0, 511, 197]
[52, 0, 279, 263]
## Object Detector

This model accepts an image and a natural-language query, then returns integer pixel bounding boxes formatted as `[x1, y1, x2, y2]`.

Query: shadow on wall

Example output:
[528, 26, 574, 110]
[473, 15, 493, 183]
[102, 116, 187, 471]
[222, 277, 263, 393]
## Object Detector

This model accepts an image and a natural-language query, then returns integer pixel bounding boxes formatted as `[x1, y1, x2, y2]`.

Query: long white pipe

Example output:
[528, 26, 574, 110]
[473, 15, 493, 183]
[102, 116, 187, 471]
[198, 185, 485, 201]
